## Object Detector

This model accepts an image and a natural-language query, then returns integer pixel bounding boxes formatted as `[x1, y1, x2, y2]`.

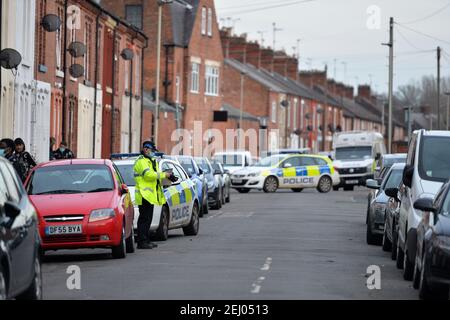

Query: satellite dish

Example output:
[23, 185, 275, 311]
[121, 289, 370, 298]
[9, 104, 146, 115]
[41, 14, 62, 32]
[120, 48, 134, 61]
[67, 42, 87, 58]
[280, 100, 289, 108]
[0, 48, 22, 70]
[69, 64, 84, 78]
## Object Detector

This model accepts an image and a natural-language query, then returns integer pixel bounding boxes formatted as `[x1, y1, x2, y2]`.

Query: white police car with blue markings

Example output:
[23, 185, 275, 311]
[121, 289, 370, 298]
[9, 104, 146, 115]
[230, 154, 340, 193]
[112, 154, 199, 241]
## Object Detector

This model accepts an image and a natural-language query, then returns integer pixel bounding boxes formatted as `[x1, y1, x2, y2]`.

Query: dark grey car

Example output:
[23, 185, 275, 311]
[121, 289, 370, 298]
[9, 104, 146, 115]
[365, 163, 405, 246]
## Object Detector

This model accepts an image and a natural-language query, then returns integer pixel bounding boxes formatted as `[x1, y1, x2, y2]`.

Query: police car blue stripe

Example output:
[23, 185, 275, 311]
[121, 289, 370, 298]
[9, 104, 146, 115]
[164, 190, 173, 207]
[177, 185, 186, 204]
[319, 166, 331, 175]
[295, 167, 308, 177]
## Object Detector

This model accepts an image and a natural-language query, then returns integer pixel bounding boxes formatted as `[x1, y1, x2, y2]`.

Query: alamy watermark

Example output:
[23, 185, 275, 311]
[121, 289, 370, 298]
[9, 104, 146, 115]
[366, 265, 381, 290]
[66, 265, 81, 290]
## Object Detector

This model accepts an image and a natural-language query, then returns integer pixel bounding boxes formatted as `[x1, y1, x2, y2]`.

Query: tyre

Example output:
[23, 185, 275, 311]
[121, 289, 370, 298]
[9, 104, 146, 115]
[413, 252, 421, 289]
[126, 227, 135, 253]
[403, 247, 415, 281]
[263, 176, 279, 193]
[112, 226, 127, 259]
[382, 220, 392, 252]
[16, 255, 42, 300]
[183, 202, 199, 236]
[396, 235, 405, 269]
[317, 176, 332, 193]
[0, 264, 6, 300]
[153, 206, 169, 241]
[419, 254, 449, 300]
[202, 193, 209, 216]
[343, 185, 354, 191]
[333, 186, 339, 191]
[212, 188, 222, 210]
[221, 186, 226, 205]
[291, 188, 303, 193]
[391, 225, 398, 261]
[237, 188, 250, 193]
[366, 214, 382, 245]
[225, 186, 231, 203]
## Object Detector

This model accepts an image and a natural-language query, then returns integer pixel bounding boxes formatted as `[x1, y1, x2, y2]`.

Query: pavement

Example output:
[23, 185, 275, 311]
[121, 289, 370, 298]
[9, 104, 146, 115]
[41, 188, 418, 300]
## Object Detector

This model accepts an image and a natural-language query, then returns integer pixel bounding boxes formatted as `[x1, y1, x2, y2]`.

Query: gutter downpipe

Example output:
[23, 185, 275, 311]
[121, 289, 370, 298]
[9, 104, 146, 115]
[92, 12, 100, 158]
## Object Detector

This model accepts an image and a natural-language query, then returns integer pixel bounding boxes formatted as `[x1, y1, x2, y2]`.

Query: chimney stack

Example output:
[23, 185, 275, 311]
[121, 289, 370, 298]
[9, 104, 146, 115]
[357, 85, 371, 100]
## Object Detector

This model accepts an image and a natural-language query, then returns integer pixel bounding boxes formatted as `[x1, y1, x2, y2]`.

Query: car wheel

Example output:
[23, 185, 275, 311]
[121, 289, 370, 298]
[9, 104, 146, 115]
[112, 226, 127, 259]
[154, 206, 169, 241]
[403, 247, 414, 281]
[263, 176, 278, 193]
[236, 188, 250, 193]
[226, 185, 231, 203]
[396, 235, 405, 269]
[0, 264, 6, 300]
[202, 193, 209, 215]
[343, 185, 354, 191]
[382, 219, 392, 252]
[391, 224, 398, 261]
[221, 186, 226, 205]
[366, 214, 382, 245]
[317, 176, 332, 193]
[183, 202, 199, 236]
[419, 253, 449, 300]
[16, 255, 42, 300]
[126, 226, 136, 253]
[291, 188, 303, 193]
[413, 248, 421, 289]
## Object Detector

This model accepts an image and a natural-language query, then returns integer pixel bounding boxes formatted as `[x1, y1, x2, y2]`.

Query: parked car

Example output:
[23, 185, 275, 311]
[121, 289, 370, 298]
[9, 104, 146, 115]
[397, 130, 450, 281]
[211, 160, 231, 204]
[114, 157, 200, 241]
[212, 151, 253, 174]
[0, 157, 42, 300]
[365, 163, 405, 246]
[374, 153, 407, 179]
[194, 157, 223, 210]
[383, 184, 404, 261]
[25, 159, 135, 259]
[175, 155, 209, 217]
[412, 181, 450, 299]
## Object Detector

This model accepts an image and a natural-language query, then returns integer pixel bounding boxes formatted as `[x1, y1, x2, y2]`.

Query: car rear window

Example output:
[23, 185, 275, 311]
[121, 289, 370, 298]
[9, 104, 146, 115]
[116, 164, 135, 186]
[419, 136, 450, 182]
[27, 164, 114, 195]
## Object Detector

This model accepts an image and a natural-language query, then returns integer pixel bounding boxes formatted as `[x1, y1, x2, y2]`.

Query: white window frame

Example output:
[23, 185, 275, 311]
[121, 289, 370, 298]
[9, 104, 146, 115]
[287, 102, 291, 129]
[300, 99, 305, 129]
[293, 98, 298, 130]
[207, 8, 213, 36]
[201, 7, 207, 35]
[84, 22, 90, 81]
[205, 65, 219, 96]
[135, 53, 140, 95]
[271, 101, 277, 123]
[191, 62, 200, 93]
[176, 76, 181, 103]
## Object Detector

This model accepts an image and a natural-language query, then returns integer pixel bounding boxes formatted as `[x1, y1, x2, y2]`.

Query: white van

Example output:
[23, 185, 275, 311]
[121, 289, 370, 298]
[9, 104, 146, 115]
[212, 151, 253, 174]
[396, 130, 450, 280]
[332, 131, 386, 191]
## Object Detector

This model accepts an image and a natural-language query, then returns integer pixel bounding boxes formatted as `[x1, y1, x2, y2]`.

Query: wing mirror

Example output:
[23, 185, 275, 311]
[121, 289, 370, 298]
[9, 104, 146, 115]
[120, 184, 129, 194]
[198, 168, 204, 175]
[403, 165, 414, 188]
[385, 187, 399, 201]
[2, 201, 21, 227]
[214, 169, 222, 175]
[413, 198, 436, 213]
[366, 179, 380, 190]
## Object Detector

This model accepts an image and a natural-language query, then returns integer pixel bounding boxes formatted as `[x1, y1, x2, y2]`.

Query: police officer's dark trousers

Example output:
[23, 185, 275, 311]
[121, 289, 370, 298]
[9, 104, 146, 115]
[138, 198, 154, 244]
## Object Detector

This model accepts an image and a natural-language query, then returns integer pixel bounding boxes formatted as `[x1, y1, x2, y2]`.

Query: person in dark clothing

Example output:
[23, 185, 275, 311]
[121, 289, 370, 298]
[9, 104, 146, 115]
[10, 138, 37, 183]
[53, 141, 75, 160]
[0, 138, 15, 160]
[49, 137, 56, 160]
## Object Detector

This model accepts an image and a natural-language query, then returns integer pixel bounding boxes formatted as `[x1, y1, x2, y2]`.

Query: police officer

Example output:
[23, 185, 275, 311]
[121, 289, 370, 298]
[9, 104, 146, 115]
[133, 141, 175, 249]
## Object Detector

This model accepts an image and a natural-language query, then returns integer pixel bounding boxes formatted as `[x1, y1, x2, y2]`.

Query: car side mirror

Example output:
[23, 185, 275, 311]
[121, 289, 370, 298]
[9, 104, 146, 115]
[224, 169, 230, 174]
[366, 179, 380, 190]
[120, 184, 129, 194]
[214, 169, 222, 175]
[375, 153, 381, 161]
[385, 187, 399, 200]
[403, 165, 414, 188]
[198, 168, 204, 175]
[413, 198, 436, 213]
[4, 201, 21, 221]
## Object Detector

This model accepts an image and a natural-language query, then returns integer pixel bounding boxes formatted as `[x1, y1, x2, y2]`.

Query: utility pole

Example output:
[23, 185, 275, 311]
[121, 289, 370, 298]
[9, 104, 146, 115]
[382, 17, 394, 153]
[257, 30, 266, 47]
[437, 46, 441, 130]
[272, 22, 282, 50]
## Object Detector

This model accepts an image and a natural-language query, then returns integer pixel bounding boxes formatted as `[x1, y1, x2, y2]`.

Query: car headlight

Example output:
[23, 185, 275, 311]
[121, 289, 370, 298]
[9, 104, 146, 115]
[89, 209, 116, 222]
[373, 203, 386, 217]
[248, 172, 260, 177]
[207, 180, 215, 189]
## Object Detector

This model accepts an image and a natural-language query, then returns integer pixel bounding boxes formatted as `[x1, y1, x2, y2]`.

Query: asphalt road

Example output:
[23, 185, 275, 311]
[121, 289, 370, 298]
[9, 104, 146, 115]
[41, 188, 418, 300]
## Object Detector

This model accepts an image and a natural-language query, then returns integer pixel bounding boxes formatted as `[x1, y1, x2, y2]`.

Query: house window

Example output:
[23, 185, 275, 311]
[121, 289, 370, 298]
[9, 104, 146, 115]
[293, 99, 298, 129]
[271, 101, 277, 123]
[38, 0, 47, 67]
[300, 99, 305, 129]
[176, 76, 181, 103]
[201, 7, 207, 35]
[135, 52, 140, 95]
[287, 103, 291, 128]
[84, 21, 92, 81]
[70, 21, 76, 67]
[124, 59, 129, 91]
[207, 8, 213, 36]
[56, 6, 64, 71]
[205, 65, 219, 96]
[191, 62, 200, 93]
[125, 5, 143, 30]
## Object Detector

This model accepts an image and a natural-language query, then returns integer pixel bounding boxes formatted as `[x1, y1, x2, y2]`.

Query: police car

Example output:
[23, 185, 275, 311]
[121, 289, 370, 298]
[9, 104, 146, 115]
[112, 154, 200, 241]
[230, 154, 340, 193]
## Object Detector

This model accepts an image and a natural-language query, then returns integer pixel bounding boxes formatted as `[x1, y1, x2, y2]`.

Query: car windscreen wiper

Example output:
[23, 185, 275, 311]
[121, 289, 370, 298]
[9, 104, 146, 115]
[87, 188, 113, 193]
[34, 189, 83, 195]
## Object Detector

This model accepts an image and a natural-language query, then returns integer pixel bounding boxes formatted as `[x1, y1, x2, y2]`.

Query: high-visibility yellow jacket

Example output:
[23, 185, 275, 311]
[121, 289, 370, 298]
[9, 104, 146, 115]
[133, 155, 167, 206]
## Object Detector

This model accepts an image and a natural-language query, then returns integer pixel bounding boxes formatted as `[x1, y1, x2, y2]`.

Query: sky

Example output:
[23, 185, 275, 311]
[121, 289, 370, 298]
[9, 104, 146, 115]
[215, 0, 450, 95]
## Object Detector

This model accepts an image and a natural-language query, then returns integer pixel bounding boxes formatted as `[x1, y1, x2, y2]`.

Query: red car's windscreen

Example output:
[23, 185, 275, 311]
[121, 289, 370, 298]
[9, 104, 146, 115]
[27, 164, 114, 195]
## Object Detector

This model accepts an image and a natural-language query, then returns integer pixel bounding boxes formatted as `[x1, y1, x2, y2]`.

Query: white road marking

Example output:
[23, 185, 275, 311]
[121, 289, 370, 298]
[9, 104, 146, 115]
[261, 257, 272, 271]
[251, 276, 265, 294]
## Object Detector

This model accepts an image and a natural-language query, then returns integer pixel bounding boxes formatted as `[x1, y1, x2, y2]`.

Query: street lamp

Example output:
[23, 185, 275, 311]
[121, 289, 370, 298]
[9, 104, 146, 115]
[154, 0, 173, 147]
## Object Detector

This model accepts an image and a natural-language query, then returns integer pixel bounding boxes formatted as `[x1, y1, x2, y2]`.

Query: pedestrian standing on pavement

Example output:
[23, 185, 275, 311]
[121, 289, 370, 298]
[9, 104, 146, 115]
[53, 141, 75, 160]
[10, 138, 36, 183]
[133, 141, 176, 249]
[0, 138, 15, 161]
[49, 137, 56, 160]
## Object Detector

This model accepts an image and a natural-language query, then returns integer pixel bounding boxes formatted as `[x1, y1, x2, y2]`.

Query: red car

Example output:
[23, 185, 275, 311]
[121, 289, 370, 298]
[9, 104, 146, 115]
[24, 159, 135, 259]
